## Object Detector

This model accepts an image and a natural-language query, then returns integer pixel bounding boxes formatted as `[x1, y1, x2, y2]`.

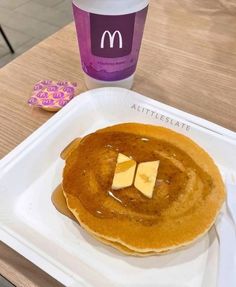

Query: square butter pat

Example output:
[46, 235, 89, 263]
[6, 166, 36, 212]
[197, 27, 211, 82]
[112, 153, 137, 190]
[134, 161, 160, 198]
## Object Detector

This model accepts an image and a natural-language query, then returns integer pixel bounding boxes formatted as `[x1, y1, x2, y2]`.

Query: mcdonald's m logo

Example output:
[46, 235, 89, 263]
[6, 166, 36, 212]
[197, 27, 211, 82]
[100, 30, 123, 49]
[90, 13, 135, 58]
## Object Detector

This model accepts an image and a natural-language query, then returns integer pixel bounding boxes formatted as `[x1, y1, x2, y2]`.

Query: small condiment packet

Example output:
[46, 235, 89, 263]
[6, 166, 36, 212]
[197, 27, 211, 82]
[28, 80, 77, 111]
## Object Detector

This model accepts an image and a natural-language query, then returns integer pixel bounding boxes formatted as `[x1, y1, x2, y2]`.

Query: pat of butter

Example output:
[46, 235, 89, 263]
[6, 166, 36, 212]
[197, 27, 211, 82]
[112, 153, 137, 190]
[134, 161, 160, 198]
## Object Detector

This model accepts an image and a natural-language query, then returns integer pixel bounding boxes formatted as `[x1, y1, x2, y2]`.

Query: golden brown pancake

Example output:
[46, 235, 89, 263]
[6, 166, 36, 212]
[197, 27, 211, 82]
[60, 139, 151, 255]
[52, 184, 154, 256]
[62, 123, 225, 254]
[60, 138, 82, 160]
[58, 142, 155, 255]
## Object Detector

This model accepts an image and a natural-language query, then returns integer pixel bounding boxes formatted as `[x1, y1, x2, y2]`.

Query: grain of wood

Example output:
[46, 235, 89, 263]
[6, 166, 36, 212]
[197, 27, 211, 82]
[0, 243, 64, 287]
[0, 0, 236, 286]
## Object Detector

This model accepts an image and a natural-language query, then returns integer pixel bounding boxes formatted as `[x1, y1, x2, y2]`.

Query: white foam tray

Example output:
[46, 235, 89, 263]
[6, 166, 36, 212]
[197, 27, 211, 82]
[0, 88, 236, 287]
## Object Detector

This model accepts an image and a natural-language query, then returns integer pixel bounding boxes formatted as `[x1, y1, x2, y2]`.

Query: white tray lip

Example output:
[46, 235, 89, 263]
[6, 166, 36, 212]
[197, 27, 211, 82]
[1, 87, 235, 170]
[0, 87, 235, 286]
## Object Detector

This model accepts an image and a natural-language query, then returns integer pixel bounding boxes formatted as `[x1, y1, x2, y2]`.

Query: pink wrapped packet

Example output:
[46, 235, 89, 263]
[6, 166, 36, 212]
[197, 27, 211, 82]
[28, 80, 77, 111]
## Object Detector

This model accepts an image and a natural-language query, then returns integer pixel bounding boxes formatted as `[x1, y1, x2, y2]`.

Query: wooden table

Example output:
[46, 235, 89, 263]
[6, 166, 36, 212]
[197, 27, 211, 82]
[0, 0, 236, 286]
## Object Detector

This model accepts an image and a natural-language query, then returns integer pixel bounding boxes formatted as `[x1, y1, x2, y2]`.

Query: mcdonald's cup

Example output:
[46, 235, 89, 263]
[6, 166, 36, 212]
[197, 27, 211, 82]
[72, 0, 149, 89]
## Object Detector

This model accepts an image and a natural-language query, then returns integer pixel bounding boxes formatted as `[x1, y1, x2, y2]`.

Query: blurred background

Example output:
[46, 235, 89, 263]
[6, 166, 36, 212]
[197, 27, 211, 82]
[0, 0, 73, 68]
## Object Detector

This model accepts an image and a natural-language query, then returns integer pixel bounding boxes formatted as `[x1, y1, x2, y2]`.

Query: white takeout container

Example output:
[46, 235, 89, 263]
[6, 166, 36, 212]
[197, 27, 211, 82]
[0, 88, 236, 287]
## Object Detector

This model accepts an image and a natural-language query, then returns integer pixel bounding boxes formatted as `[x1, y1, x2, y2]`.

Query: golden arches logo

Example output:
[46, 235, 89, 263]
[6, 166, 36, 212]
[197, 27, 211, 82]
[100, 30, 123, 49]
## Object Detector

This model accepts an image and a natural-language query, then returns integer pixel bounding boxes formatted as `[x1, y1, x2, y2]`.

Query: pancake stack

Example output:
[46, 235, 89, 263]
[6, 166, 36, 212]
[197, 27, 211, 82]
[60, 123, 225, 256]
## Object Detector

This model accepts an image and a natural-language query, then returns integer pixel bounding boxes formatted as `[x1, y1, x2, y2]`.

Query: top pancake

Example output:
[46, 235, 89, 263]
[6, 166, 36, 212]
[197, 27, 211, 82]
[62, 123, 225, 253]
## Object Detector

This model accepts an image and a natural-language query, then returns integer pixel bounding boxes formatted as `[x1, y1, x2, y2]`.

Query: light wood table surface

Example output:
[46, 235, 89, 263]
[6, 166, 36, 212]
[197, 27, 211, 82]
[0, 0, 236, 286]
